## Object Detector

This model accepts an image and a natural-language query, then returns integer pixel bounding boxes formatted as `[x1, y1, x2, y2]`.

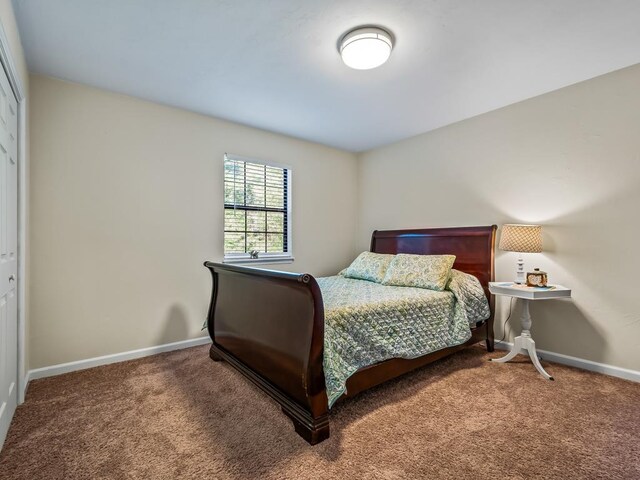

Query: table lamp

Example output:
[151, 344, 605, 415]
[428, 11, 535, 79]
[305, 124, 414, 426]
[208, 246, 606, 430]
[499, 224, 542, 284]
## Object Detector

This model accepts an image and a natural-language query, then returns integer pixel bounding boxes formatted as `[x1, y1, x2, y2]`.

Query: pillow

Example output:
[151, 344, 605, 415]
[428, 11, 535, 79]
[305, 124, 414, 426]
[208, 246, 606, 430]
[381, 254, 456, 291]
[342, 252, 395, 283]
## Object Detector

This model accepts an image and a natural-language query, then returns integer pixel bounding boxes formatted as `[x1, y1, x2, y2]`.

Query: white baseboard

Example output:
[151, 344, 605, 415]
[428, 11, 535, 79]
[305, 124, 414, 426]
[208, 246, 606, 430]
[25, 337, 212, 386]
[495, 340, 640, 383]
[22, 337, 637, 400]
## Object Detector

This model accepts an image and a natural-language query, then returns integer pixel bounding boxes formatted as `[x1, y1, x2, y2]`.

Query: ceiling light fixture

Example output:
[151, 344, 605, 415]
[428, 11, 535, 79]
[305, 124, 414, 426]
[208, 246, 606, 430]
[339, 26, 394, 70]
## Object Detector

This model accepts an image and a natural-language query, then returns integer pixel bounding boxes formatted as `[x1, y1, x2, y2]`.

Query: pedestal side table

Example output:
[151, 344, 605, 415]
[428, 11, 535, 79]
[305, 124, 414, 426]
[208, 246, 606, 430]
[488, 282, 572, 380]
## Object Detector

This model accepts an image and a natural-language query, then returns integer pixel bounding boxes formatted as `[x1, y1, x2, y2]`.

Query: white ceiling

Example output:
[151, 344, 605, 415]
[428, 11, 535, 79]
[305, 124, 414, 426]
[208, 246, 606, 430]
[14, 0, 640, 152]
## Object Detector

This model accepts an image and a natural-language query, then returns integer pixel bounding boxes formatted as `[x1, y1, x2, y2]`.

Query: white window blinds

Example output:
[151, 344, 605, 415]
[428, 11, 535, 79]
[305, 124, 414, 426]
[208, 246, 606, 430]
[223, 154, 291, 262]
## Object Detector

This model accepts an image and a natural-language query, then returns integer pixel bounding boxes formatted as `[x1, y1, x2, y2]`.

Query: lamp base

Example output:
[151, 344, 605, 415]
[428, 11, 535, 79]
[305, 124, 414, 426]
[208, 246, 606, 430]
[515, 257, 525, 284]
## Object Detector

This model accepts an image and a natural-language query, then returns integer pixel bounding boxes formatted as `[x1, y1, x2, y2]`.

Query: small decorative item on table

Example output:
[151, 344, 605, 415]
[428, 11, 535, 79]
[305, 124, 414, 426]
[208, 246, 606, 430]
[526, 268, 548, 287]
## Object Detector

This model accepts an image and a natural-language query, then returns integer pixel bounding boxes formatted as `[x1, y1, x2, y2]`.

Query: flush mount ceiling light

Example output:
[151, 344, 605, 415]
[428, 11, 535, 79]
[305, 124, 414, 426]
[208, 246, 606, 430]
[339, 26, 394, 70]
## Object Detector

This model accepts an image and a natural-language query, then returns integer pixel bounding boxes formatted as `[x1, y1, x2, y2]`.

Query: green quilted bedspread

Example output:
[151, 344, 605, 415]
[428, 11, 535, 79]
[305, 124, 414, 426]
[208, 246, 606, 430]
[317, 270, 490, 407]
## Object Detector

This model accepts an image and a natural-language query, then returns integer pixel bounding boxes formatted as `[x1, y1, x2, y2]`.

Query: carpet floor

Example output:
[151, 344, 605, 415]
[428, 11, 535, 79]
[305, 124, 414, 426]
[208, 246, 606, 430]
[0, 344, 638, 479]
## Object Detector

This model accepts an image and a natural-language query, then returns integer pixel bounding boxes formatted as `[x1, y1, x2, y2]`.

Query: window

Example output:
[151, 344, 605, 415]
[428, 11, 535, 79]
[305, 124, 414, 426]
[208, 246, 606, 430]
[223, 154, 292, 263]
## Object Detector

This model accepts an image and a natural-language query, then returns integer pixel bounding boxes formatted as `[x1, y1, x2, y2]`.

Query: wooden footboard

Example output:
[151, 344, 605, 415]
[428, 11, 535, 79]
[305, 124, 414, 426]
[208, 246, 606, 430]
[203, 262, 329, 444]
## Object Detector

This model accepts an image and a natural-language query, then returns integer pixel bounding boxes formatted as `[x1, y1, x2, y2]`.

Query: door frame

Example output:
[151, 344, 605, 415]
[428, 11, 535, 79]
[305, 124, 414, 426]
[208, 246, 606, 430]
[0, 22, 27, 404]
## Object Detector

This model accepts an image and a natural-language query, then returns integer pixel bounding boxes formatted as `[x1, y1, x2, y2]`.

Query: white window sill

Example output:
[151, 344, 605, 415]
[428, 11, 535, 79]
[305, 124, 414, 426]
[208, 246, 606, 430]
[223, 256, 295, 266]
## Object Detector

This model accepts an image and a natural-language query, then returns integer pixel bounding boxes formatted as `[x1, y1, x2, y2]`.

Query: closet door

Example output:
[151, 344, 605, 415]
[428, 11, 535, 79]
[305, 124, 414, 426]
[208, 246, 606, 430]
[0, 61, 18, 450]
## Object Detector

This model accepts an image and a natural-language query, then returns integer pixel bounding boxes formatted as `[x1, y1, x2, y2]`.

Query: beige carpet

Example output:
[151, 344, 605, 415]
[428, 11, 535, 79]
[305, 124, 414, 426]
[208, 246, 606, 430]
[0, 344, 638, 479]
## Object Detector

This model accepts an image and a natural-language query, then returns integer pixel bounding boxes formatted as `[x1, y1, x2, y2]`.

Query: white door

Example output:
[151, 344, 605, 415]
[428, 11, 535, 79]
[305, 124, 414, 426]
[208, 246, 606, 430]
[0, 62, 18, 449]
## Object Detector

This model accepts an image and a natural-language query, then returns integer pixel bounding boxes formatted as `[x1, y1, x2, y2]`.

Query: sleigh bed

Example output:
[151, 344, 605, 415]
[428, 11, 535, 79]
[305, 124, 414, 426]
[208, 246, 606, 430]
[204, 225, 497, 444]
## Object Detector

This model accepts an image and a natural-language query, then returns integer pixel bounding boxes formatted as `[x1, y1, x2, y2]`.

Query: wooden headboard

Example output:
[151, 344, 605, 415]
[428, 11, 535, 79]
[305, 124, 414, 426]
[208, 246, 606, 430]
[370, 225, 497, 302]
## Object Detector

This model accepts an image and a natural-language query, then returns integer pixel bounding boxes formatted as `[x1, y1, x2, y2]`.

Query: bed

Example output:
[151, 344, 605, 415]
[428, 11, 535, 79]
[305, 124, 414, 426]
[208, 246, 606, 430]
[204, 225, 497, 444]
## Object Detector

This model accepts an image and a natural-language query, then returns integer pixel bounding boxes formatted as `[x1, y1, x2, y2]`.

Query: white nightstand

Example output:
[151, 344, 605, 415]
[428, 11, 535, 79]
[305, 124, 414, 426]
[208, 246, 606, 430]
[489, 282, 572, 380]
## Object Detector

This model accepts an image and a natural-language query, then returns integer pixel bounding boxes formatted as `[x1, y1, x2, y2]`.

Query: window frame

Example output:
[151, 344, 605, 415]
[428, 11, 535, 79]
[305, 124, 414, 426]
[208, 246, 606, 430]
[222, 153, 293, 265]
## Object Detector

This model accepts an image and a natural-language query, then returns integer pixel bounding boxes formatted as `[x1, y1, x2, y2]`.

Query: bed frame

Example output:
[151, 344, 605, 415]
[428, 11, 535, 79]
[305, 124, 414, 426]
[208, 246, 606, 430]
[204, 225, 497, 445]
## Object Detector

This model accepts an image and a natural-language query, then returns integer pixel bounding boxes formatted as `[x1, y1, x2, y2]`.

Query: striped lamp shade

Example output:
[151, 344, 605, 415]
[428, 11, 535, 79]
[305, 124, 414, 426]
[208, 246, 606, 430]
[499, 224, 542, 253]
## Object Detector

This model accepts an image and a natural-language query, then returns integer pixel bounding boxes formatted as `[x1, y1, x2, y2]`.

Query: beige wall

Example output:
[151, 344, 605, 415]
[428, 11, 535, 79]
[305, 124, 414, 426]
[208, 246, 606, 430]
[358, 63, 640, 371]
[29, 75, 358, 368]
[28, 62, 640, 373]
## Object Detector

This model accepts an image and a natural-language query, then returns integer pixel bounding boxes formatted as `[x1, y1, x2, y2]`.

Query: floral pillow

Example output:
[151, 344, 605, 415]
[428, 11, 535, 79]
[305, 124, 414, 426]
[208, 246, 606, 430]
[381, 254, 456, 291]
[342, 252, 395, 283]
